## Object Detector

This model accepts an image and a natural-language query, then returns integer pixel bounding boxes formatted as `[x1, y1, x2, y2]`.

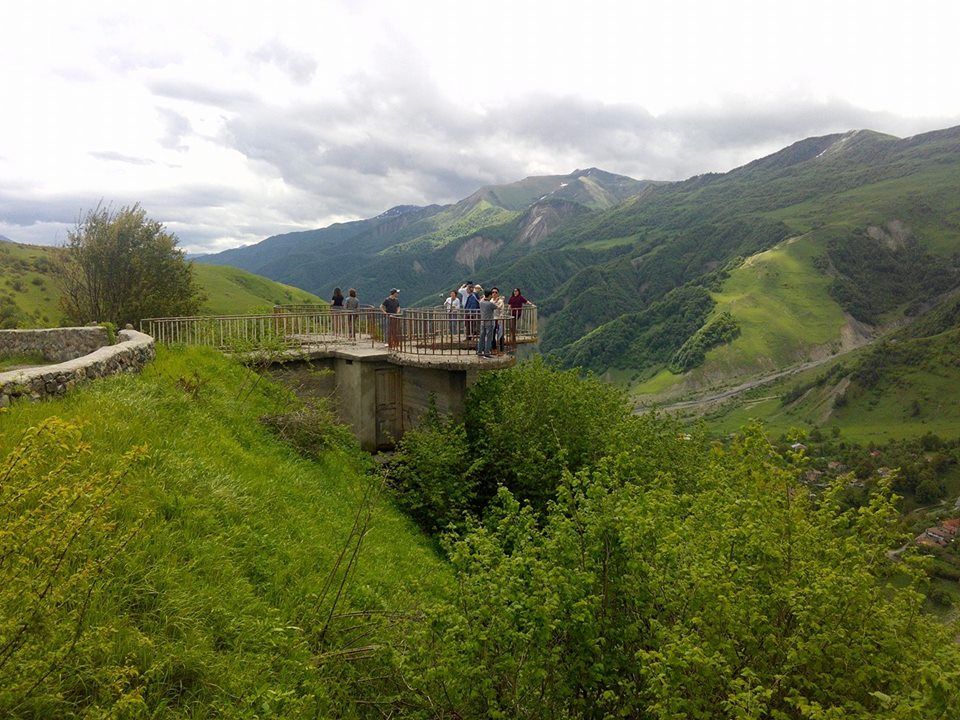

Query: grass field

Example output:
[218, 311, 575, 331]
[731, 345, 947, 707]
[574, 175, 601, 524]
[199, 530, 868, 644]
[0, 240, 322, 327]
[700, 327, 960, 443]
[0, 346, 445, 715]
[633, 232, 848, 400]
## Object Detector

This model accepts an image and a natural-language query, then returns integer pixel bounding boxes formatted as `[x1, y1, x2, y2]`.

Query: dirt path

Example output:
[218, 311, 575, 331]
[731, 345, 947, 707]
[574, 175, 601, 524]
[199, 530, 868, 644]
[643, 354, 847, 413]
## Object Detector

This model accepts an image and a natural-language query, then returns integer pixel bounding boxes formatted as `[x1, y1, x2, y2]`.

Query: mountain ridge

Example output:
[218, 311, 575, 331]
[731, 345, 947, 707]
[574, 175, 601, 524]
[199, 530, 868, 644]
[198, 124, 960, 394]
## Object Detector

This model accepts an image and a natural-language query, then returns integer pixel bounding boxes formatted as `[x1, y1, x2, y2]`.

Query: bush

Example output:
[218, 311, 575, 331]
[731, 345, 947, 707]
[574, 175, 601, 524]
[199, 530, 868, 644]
[669, 310, 741, 373]
[387, 408, 477, 534]
[0, 419, 145, 714]
[260, 398, 356, 457]
[465, 357, 629, 509]
[393, 425, 960, 719]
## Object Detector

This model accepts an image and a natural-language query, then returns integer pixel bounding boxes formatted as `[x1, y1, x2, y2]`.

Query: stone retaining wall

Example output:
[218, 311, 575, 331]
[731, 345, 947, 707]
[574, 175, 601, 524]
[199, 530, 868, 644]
[0, 326, 110, 363]
[0, 329, 155, 408]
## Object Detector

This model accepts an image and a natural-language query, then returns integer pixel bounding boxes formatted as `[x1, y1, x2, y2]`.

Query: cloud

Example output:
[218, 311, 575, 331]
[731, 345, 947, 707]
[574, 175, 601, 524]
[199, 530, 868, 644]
[250, 40, 317, 84]
[147, 79, 257, 109]
[215, 69, 960, 226]
[157, 108, 192, 151]
[89, 151, 156, 165]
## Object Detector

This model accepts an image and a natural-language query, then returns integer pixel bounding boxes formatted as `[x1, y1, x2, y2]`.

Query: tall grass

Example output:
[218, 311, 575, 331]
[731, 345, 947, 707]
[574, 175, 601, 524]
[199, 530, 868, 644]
[0, 346, 447, 717]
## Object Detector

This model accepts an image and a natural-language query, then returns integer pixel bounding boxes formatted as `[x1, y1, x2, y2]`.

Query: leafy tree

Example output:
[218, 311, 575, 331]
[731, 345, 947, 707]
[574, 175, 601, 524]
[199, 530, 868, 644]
[464, 357, 629, 509]
[56, 203, 204, 327]
[387, 408, 477, 534]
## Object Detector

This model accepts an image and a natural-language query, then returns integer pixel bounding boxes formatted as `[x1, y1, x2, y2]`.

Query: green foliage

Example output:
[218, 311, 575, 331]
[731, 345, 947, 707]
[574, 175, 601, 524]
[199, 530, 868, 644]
[668, 310, 741, 372]
[387, 358, 630, 522]
[261, 397, 357, 458]
[56, 203, 205, 326]
[387, 407, 477, 534]
[781, 362, 849, 406]
[559, 284, 715, 372]
[464, 357, 630, 509]
[0, 350, 46, 371]
[0, 418, 146, 715]
[824, 230, 957, 324]
[397, 423, 960, 719]
[99, 321, 117, 345]
[0, 346, 447, 717]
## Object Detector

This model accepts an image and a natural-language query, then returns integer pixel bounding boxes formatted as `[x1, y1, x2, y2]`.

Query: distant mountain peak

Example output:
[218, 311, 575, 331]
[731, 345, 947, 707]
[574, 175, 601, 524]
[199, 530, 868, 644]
[376, 205, 424, 219]
[0, 234, 12, 243]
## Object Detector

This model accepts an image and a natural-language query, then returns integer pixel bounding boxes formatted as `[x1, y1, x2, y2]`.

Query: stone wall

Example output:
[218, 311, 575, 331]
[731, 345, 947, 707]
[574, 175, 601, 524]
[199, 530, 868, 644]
[0, 329, 155, 408]
[0, 326, 110, 363]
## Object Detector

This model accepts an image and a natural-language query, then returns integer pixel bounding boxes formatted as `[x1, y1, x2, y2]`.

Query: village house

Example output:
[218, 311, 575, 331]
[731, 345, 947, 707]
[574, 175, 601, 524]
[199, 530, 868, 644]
[915, 518, 960, 548]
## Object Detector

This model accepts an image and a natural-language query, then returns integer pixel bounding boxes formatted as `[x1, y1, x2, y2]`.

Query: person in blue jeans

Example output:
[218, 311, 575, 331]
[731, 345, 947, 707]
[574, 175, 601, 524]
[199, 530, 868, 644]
[477, 290, 496, 358]
[463, 285, 480, 340]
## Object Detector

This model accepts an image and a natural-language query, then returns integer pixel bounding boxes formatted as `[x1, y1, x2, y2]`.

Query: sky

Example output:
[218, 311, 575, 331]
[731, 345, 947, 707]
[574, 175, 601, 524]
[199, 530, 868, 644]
[1, 0, 958, 254]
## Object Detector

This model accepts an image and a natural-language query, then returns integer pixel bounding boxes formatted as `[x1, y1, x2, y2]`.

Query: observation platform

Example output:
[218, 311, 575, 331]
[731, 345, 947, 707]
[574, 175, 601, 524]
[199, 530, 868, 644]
[142, 304, 538, 450]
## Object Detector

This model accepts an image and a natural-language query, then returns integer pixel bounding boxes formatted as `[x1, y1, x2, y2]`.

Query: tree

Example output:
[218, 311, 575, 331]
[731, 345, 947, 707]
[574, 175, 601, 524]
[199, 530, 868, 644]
[56, 203, 204, 327]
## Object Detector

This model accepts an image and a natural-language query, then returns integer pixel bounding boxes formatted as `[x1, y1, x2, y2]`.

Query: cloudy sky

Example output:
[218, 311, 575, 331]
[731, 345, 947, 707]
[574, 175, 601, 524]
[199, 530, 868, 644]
[2, 0, 958, 253]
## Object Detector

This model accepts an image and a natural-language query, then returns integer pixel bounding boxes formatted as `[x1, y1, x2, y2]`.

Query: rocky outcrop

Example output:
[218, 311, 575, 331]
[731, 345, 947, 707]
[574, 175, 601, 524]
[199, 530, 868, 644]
[455, 236, 503, 272]
[517, 200, 587, 246]
[0, 328, 155, 408]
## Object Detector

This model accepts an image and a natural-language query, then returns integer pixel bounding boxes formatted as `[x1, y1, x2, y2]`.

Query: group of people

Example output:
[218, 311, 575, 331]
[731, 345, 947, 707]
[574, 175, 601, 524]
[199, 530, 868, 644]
[444, 282, 531, 358]
[328, 284, 531, 357]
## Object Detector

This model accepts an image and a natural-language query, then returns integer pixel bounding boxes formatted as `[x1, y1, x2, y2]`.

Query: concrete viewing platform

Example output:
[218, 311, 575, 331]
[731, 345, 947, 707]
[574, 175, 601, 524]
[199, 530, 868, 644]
[142, 305, 537, 449]
[285, 339, 517, 370]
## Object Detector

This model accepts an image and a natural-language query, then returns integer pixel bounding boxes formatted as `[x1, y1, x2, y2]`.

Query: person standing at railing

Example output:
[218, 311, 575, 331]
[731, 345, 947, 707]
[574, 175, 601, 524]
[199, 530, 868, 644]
[444, 290, 461, 341]
[477, 289, 496, 358]
[463, 284, 480, 340]
[344, 288, 360, 338]
[458, 282, 471, 309]
[380, 288, 400, 347]
[491, 287, 507, 354]
[331, 287, 344, 335]
[508, 288, 529, 322]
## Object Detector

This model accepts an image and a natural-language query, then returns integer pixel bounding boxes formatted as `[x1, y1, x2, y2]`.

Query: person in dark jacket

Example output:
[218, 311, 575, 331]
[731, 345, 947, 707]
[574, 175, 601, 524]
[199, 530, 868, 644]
[331, 287, 345, 333]
[463, 286, 480, 339]
[380, 288, 400, 346]
[508, 288, 529, 319]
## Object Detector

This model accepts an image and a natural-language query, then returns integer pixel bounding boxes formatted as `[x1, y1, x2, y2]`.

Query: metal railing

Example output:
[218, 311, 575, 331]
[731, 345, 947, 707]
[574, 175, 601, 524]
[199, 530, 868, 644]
[143, 304, 537, 356]
[142, 310, 384, 349]
[384, 309, 513, 356]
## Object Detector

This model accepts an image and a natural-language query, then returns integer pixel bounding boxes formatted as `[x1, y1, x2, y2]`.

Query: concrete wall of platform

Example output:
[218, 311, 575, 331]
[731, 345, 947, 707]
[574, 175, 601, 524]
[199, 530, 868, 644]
[270, 352, 482, 452]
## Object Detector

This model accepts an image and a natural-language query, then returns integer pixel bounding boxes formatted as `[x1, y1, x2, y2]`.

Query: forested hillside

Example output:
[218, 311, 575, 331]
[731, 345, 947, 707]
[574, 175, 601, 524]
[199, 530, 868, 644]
[198, 126, 960, 391]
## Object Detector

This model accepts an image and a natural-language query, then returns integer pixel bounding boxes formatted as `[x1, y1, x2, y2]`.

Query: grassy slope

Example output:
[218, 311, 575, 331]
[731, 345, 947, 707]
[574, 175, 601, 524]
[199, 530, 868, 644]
[630, 155, 960, 401]
[699, 326, 960, 443]
[634, 233, 846, 399]
[0, 241, 322, 326]
[192, 262, 322, 315]
[0, 346, 446, 714]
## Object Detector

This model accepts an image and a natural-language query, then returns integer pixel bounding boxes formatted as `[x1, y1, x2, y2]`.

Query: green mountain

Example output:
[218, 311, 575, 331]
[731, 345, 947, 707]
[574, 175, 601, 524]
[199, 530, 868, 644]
[199, 125, 960, 398]
[0, 241, 322, 328]
[198, 168, 654, 305]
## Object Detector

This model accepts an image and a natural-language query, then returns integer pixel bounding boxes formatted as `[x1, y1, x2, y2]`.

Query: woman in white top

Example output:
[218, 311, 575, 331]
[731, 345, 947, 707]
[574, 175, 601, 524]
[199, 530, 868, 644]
[491, 287, 507, 353]
[444, 290, 462, 340]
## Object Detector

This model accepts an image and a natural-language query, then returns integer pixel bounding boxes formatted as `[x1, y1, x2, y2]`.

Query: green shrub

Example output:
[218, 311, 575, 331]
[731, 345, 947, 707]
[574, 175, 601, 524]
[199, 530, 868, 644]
[0, 418, 146, 714]
[387, 408, 477, 534]
[260, 397, 356, 457]
[395, 425, 960, 719]
[465, 357, 629, 509]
